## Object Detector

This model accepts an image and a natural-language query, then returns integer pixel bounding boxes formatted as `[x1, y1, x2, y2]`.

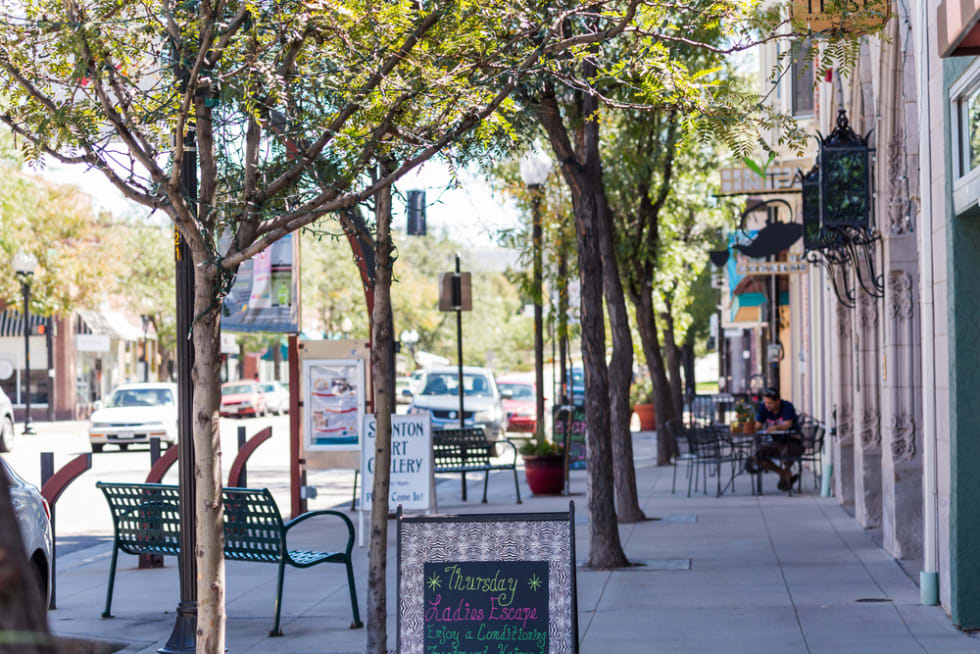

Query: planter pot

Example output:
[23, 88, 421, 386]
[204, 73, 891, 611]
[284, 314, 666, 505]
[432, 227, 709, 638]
[742, 422, 757, 435]
[523, 454, 566, 495]
[633, 403, 656, 431]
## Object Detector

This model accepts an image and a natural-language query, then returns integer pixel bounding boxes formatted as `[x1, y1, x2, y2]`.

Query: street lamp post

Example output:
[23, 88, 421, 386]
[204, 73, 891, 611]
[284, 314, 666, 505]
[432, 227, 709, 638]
[400, 329, 419, 368]
[13, 250, 38, 435]
[141, 315, 151, 382]
[341, 316, 353, 340]
[520, 149, 553, 444]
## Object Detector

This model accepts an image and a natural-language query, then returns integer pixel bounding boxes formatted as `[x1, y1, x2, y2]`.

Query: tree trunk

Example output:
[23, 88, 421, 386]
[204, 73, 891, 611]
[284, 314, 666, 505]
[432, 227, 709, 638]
[0, 466, 56, 654]
[682, 342, 696, 400]
[191, 261, 225, 654]
[596, 184, 645, 523]
[662, 301, 684, 422]
[537, 88, 628, 569]
[631, 288, 676, 466]
[159, 348, 173, 382]
[367, 168, 395, 654]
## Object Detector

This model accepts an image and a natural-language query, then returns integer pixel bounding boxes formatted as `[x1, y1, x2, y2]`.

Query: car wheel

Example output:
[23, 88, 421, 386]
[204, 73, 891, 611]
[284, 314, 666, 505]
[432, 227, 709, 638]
[119, 443, 129, 452]
[0, 416, 14, 452]
[32, 559, 47, 614]
[91, 443, 104, 453]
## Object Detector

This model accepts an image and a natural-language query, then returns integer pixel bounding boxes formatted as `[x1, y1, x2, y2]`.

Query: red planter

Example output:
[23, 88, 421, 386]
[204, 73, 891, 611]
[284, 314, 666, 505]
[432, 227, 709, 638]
[523, 454, 566, 495]
[633, 403, 656, 431]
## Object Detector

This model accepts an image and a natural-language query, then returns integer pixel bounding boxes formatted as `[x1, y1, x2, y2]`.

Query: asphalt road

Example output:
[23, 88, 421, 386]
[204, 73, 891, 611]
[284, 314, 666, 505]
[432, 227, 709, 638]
[0, 413, 361, 555]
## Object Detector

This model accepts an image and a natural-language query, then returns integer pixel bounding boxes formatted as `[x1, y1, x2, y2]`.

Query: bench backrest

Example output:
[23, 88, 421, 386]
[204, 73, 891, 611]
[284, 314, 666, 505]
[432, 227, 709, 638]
[433, 428, 492, 467]
[97, 482, 285, 561]
[97, 482, 182, 556]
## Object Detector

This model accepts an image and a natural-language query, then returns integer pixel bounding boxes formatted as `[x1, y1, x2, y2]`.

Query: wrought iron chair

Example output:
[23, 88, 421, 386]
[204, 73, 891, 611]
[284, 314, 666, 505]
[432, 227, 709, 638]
[667, 419, 697, 495]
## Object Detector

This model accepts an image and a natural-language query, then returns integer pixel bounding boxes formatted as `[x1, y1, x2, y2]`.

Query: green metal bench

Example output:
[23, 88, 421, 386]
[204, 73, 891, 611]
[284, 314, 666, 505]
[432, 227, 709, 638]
[95, 482, 362, 636]
[432, 428, 522, 504]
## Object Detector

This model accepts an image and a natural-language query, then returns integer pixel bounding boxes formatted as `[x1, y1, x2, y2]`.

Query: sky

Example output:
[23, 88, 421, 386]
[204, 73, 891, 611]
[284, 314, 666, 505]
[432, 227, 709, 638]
[32, 156, 522, 252]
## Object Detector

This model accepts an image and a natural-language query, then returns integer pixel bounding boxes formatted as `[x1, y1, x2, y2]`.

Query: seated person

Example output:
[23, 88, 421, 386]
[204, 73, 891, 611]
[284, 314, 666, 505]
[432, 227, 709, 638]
[746, 388, 802, 491]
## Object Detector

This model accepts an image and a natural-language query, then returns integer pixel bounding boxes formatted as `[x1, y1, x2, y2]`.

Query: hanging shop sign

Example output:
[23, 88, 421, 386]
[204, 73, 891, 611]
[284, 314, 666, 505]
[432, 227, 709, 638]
[397, 506, 579, 654]
[221, 232, 300, 333]
[716, 159, 811, 196]
[736, 255, 809, 276]
[791, 0, 890, 35]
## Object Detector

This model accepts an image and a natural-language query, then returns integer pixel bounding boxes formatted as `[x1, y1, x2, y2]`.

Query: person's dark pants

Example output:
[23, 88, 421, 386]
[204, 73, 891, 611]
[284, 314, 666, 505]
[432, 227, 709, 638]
[752, 438, 804, 489]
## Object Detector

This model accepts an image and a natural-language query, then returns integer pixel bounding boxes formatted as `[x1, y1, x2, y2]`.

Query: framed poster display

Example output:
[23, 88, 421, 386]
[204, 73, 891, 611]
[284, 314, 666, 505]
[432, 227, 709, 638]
[397, 504, 579, 654]
[302, 358, 364, 451]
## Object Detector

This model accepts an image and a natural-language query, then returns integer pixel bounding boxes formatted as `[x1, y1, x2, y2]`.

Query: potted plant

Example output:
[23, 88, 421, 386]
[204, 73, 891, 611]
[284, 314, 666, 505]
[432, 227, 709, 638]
[630, 379, 656, 431]
[519, 439, 566, 495]
[733, 401, 756, 434]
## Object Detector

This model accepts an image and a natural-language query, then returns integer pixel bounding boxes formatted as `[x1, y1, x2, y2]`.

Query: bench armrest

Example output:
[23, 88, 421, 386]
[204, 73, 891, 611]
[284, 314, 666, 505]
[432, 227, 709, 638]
[283, 510, 356, 557]
[497, 438, 519, 465]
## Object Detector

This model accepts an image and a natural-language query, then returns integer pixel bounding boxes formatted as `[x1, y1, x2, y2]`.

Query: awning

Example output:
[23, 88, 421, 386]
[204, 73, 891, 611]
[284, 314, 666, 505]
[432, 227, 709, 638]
[939, 0, 980, 56]
[0, 309, 49, 337]
[76, 309, 148, 342]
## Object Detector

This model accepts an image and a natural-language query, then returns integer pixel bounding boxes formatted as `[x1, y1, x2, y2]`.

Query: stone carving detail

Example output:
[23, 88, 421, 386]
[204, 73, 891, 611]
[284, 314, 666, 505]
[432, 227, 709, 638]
[858, 291, 878, 330]
[838, 402, 852, 444]
[860, 407, 881, 449]
[888, 271, 914, 321]
[890, 413, 917, 461]
[837, 302, 851, 340]
[888, 124, 909, 235]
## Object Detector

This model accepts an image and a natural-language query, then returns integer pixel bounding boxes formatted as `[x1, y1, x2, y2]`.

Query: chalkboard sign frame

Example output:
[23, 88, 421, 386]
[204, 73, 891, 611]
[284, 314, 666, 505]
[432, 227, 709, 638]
[397, 504, 579, 654]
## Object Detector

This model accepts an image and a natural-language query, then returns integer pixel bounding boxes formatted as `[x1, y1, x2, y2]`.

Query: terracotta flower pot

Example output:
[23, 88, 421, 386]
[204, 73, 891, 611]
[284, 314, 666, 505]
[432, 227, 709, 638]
[742, 422, 757, 435]
[633, 403, 656, 431]
[523, 454, 566, 495]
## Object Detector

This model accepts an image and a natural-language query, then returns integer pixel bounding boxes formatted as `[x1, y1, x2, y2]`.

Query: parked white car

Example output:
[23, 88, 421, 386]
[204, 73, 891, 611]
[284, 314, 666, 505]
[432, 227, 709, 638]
[259, 381, 290, 415]
[407, 366, 505, 442]
[88, 383, 179, 452]
[1, 458, 52, 610]
[0, 387, 14, 452]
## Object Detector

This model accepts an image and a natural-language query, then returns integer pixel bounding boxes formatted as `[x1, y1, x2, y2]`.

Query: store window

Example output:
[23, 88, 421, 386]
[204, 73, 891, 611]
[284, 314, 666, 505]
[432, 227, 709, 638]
[954, 81, 980, 177]
[791, 39, 814, 117]
[0, 370, 49, 406]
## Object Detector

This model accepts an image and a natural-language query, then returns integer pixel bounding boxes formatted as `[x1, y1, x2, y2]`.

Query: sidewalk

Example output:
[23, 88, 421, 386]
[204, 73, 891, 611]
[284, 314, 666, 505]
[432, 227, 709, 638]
[47, 431, 978, 653]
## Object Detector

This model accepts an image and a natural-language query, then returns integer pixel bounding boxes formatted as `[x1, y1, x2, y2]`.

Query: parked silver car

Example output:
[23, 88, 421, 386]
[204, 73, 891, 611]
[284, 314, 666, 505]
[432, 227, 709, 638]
[407, 366, 505, 441]
[1, 458, 53, 609]
[0, 387, 14, 452]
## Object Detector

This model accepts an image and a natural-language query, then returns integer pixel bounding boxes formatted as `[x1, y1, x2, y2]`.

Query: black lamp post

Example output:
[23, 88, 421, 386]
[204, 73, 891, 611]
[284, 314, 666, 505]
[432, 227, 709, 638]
[520, 148, 553, 444]
[141, 315, 150, 382]
[13, 250, 37, 435]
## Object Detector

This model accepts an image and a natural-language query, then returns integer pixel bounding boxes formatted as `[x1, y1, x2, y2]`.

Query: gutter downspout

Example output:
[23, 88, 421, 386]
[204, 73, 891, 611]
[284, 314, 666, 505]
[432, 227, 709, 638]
[914, 0, 940, 606]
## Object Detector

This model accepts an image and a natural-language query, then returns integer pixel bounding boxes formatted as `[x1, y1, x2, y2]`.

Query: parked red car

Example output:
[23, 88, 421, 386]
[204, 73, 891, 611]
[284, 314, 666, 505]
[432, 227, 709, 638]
[220, 381, 267, 418]
[497, 378, 536, 434]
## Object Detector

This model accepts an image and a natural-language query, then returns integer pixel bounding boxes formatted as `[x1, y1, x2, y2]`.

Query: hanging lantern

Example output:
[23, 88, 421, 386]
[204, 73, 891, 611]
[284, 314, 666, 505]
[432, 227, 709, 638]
[820, 108, 872, 230]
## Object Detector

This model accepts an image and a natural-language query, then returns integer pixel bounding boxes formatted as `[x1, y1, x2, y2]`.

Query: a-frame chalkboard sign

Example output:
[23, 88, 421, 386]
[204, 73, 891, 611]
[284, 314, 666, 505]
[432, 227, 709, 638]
[397, 503, 579, 654]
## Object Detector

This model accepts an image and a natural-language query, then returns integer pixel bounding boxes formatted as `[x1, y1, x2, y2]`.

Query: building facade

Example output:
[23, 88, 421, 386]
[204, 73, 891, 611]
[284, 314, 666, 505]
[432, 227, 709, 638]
[728, 0, 980, 628]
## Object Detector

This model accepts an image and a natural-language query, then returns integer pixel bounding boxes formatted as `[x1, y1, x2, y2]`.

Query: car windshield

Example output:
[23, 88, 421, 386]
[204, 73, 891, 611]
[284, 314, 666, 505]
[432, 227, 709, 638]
[223, 384, 255, 395]
[106, 388, 174, 407]
[420, 373, 493, 397]
[498, 383, 533, 400]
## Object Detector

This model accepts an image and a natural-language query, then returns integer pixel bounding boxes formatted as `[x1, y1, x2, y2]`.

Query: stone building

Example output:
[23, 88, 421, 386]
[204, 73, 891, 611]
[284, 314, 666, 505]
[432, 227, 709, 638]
[739, 0, 980, 628]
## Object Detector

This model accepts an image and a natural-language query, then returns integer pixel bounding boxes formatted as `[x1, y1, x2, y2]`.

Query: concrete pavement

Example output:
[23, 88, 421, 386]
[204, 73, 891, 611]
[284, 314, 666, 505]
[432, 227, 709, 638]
[39, 429, 979, 653]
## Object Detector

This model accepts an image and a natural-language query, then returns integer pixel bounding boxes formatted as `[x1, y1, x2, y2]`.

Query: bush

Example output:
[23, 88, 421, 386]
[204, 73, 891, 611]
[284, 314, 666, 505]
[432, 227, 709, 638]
[519, 440, 563, 456]
[629, 379, 654, 407]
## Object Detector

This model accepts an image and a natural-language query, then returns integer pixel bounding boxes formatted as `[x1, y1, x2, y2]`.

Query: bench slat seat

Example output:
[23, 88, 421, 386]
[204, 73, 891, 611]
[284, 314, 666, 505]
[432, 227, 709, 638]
[432, 428, 522, 504]
[96, 481, 362, 637]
